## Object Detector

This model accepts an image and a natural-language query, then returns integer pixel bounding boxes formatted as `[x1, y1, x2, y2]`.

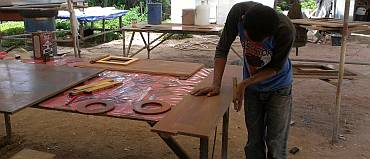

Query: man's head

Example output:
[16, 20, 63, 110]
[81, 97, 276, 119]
[243, 4, 279, 42]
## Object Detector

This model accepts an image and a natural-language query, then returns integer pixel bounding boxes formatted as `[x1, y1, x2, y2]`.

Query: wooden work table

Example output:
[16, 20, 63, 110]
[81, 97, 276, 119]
[0, 57, 242, 159]
[152, 65, 243, 159]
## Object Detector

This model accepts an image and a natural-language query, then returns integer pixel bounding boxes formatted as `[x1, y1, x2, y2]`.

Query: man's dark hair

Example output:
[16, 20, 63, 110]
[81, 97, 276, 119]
[243, 4, 279, 42]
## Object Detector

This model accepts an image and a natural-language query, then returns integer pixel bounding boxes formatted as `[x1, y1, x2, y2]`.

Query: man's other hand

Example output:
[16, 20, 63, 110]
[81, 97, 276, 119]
[190, 86, 220, 97]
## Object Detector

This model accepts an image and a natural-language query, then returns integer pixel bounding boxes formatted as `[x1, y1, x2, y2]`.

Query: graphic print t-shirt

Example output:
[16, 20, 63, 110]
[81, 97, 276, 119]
[239, 23, 292, 92]
[214, 2, 295, 92]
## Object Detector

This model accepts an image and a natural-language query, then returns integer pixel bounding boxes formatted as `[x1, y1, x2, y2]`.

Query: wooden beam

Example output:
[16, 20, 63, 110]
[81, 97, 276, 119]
[332, 0, 350, 144]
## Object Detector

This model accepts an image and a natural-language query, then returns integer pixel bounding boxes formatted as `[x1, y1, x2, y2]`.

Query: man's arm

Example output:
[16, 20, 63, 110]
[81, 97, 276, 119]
[191, 4, 240, 96]
[212, 57, 227, 89]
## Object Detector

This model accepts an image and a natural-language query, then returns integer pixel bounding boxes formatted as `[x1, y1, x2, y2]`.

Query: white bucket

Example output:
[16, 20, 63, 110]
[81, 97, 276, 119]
[194, 1, 210, 26]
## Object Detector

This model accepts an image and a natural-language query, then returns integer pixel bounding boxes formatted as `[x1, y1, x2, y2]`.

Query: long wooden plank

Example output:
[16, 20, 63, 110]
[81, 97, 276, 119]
[151, 65, 243, 138]
[0, 61, 103, 114]
[291, 19, 368, 28]
[75, 59, 204, 79]
[121, 23, 223, 35]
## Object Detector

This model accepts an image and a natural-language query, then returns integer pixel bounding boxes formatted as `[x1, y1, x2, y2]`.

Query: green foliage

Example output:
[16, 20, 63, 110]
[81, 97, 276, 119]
[277, 0, 317, 12]
[0, 22, 24, 34]
[301, 0, 317, 10]
[122, 6, 147, 26]
[56, 20, 71, 30]
[0, 22, 25, 47]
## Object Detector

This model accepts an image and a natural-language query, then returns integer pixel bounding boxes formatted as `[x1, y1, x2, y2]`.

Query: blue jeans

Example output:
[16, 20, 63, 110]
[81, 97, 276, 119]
[244, 85, 292, 159]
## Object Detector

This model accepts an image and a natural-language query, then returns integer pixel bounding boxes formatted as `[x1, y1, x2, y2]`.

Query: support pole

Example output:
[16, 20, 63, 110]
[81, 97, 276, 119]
[332, 0, 350, 144]
[67, 0, 80, 58]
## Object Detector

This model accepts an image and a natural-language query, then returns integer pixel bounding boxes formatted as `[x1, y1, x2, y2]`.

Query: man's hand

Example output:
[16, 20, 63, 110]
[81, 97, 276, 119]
[233, 81, 249, 112]
[190, 86, 220, 97]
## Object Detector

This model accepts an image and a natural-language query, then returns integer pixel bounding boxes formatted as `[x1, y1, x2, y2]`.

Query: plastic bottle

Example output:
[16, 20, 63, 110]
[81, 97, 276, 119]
[194, 0, 210, 26]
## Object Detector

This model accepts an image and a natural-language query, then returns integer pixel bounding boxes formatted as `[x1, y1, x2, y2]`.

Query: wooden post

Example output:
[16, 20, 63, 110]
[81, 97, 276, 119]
[332, 0, 350, 144]
[67, 0, 80, 57]
[333, 0, 337, 18]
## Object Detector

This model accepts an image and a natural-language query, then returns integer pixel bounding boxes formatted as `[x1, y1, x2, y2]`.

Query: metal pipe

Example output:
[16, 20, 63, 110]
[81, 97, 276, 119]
[122, 30, 126, 56]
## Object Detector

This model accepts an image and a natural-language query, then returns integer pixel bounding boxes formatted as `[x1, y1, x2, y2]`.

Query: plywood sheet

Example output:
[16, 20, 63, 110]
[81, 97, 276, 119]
[151, 65, 243, 138]
[0, 61, 103, 114]
[75, 59, 204, 79]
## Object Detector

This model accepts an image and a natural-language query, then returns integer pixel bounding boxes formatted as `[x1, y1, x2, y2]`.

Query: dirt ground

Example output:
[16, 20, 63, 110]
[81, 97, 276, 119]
[1, 33, 370, 159]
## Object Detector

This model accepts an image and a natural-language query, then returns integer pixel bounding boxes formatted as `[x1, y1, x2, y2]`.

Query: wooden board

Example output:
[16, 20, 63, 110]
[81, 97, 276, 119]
[151, 65, 243, 138]
[0, 61, 103, 114]
[75, 59, 204, 79]
[122, 23, 223, 35]
[291, 19, 369, 28]
[96, 56, 139, 65]
[292, 63, 357, 79]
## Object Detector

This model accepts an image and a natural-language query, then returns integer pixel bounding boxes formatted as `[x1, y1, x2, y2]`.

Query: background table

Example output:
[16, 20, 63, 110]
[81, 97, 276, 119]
[121, 23, 243, 59]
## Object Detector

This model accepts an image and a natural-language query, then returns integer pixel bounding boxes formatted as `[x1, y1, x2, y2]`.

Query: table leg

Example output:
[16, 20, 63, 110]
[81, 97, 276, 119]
[127, 32, 136, 55]
[149, 33, 174, 51]
[200, 137, 209, 159]
[4, 113, 11, 144]
[122, 30, 126, 56]
[102, 19, 106, 42]
[147, 32, 150, 59]
[119, 16, 123, 29]
[130, 33, 166, 58]
[159, 133, 190, 159]
[221, 108, 229, 159]
[296, 47, 299, 56]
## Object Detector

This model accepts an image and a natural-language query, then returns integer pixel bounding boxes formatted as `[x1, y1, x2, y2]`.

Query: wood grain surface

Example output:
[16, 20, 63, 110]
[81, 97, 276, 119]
[291, 19, 369, 29]
[0, 61, 103, 114]
[75, 59, 204, 79]
[151, 65, 243, 138]
[121, 23, 223, 35]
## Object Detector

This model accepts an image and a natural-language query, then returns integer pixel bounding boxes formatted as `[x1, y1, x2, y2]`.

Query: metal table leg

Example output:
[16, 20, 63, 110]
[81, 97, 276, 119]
[122, 30, 126, 56]
[129, 33, 167, 58]
[119, 16, 123, 29]
[159, 133, 190, 159]
[221, 108, 229, 159]
[147, 32, 150, 59]
[4, 113, 11, 144]
[200, 137, 209, 159]
[102, 19, 106, 42]
[296, 47, 299, 56]
[127, 32, 136, 55]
